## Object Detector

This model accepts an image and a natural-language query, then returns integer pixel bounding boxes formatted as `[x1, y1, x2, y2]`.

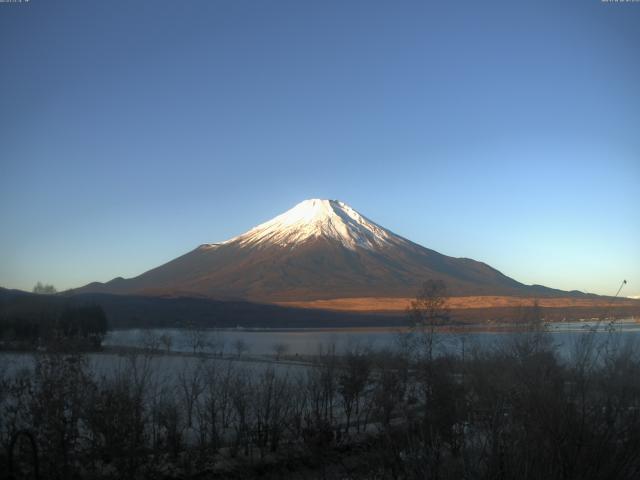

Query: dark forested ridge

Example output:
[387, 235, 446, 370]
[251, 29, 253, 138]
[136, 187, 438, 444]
[0, 288, 108, 349]
[0, 287, 405, 331]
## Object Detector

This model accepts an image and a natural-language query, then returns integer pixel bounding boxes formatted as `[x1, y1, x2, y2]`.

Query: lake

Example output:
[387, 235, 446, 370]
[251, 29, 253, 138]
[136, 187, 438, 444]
[103, 318, 640, 357]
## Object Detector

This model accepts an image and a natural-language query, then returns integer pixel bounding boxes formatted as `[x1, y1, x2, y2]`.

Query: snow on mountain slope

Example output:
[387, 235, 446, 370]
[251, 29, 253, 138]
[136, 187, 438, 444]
[222, 199, 399, 250]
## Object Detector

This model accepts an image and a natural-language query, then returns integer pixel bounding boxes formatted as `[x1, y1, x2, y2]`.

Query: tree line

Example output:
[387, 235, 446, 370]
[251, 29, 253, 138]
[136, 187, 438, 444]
[0, 303, 108, 350]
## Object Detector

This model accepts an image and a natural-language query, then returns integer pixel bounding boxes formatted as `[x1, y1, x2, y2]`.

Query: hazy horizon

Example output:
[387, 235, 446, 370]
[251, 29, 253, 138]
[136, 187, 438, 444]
[1, 0, 639, 296]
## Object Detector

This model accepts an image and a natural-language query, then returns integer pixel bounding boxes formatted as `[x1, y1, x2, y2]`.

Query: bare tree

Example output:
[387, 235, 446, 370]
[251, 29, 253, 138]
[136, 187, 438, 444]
[253, 367, 292, 457]
[29, 351, 93, 478]
[209, 329, 226, 357]
[372, 351, 408, 429]
[272, 342, 289, 361]
[408, 279, 450, 362]
[229, 369, 252, 457]
[154, 395, 183, 460]
[233, 338, 249, 358]
[32, 282, 57, 294]
[159, 333, 173, 353]
[196, 360, 235, 454]
[87, 372, 148, 477]
[139, 330, 160, 352]
[338, 346, 372, 434]
[178, 362, 204, 429]
[286, 373, 309, 441]
[504, 299, 552, 360]
[184, 322, 207, 355]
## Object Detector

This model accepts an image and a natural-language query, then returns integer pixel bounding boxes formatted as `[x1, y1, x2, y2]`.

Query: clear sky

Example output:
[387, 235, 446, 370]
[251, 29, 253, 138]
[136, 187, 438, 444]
[1, 0, 638, 297]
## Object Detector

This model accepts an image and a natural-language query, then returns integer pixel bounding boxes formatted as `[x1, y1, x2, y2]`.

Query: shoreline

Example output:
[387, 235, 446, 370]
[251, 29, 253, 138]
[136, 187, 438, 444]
[106, 317, 640, 335]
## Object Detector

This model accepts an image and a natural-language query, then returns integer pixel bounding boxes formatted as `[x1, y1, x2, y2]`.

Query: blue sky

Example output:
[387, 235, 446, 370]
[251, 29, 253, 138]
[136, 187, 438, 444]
[1, 0, 638, 297]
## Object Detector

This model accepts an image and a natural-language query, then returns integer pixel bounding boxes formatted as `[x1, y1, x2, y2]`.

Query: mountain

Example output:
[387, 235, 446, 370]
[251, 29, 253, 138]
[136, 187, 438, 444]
[76, 199, 580, 301]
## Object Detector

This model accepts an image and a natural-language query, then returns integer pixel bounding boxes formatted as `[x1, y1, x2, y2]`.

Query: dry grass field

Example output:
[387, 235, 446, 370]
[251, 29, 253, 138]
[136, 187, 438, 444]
[277, 296, 640, 313]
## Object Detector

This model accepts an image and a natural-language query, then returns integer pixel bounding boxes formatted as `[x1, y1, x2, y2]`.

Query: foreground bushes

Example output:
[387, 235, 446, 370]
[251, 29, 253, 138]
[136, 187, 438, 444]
[2, 330, 640, 479]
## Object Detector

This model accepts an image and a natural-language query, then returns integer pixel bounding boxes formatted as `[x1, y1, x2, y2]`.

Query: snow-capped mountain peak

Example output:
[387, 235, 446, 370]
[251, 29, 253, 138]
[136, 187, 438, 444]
[225, 199, 399, 250]
[77, 198, 561, 301]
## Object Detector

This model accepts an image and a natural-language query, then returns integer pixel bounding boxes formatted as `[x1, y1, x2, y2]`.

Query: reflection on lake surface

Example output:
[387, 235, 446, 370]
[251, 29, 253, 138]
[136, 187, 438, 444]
[103, 318, 640, 357]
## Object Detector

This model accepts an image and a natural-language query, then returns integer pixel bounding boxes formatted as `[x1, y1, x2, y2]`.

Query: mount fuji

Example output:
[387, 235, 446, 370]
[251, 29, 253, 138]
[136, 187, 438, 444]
[77, 199, 572, 302]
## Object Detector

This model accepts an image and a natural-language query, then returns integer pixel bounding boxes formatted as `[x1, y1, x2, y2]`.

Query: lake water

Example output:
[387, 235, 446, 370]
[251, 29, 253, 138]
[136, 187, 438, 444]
[102, 318, 640, 357]
[2, 319, 639, 384]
